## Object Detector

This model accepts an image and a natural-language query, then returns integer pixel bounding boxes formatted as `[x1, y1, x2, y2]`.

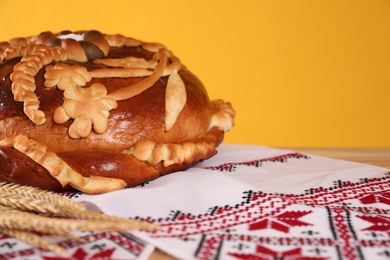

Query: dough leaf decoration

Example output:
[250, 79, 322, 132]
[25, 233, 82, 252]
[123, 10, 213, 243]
[165, 71, 186, 131]
[93, 56, 157, 69]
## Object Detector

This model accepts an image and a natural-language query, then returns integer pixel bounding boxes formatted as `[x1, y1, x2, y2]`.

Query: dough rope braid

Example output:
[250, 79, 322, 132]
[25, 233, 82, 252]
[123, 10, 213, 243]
[0, 135, 126, 194]
[1, 31, 186, 135]
[0, 30, 235, 194]
[9, 45, 68, 125]
[124, 101, 235, 167]
[0, 37, 35, 61]
[124, 135, 216, 167]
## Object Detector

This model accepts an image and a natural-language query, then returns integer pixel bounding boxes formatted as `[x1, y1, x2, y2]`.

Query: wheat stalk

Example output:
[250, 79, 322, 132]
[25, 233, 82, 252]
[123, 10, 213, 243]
[0, 192, 60, 214]
[0, 182, 85, 211]
[0, 206, 155, 233]
[0, 228, 68, 257]
[0, 182, 158, 256]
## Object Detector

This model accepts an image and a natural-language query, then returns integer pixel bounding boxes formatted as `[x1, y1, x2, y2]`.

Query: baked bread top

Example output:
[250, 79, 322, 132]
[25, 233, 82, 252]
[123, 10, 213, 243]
[0, 30, 235, 194]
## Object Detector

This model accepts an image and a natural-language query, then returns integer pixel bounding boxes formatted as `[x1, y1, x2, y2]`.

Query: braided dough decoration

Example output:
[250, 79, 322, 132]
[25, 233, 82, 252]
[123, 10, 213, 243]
[0, 30, 235, 194]
[0, 135, 126, 194]
[9, 45, 68, 125]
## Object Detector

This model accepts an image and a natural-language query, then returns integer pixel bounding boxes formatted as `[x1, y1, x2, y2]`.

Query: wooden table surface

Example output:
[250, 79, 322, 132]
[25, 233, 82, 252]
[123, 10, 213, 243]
[285, 148, 390, 169]
[150, 147, 390, 259]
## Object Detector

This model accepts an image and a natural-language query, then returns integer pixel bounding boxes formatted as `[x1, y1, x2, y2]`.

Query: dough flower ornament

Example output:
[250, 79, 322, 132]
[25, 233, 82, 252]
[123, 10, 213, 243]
[44, 63, 92, 90]
[0, 30, 235, 195]
[54, 83, 118, 138]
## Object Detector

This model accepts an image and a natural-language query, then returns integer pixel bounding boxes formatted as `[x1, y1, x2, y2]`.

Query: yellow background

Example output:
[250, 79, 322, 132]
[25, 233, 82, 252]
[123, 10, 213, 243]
[1, 0, 389, 147]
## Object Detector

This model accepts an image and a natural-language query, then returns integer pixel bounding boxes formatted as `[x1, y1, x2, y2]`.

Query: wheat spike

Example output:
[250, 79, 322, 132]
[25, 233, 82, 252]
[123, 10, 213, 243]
[0, 182, 158, 256]
[0, 192, 60, 214]
[60, 208, 157, 228]
[0, 206, 154, 233]
[0, 182, 85, 211]
[0, 206, 80, 240]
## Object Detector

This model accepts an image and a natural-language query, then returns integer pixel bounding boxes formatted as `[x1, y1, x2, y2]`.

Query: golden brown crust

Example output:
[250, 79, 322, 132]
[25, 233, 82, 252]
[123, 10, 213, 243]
[0, 135, 127, 193]
[0, 30, 235, 193]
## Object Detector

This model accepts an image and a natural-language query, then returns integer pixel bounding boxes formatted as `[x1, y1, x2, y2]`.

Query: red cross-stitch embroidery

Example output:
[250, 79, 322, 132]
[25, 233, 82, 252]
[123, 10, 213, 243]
[1, 149, 389, 260]
[358, 215, 390, 232]
[0, 232, 148, 260]
[248, 211, 312, 233]
[229, 245, 328, 260]
[42, 248, 116, 260]
[359, 192, 390, 205]
[149, 174, 390, 260]
[205, 153, 310, 172]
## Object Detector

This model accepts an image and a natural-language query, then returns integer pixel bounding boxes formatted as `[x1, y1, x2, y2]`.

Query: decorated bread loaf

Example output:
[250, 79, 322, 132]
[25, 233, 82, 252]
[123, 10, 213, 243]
[0, 30, 235, 194]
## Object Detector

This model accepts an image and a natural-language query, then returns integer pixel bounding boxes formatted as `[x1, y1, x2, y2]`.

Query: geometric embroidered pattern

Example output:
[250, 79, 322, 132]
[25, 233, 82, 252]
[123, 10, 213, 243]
[0, 232, 149, 260]
[205, 153, 310, 172]
[0, 150, 389, 260]
[144, 174, 390, 259]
